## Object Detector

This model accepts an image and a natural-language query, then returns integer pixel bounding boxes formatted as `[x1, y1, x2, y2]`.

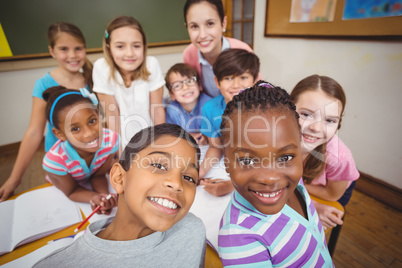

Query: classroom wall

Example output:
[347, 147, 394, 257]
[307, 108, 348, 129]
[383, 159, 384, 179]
[0, 1, 401, 190]
[254, 0, 402, 189]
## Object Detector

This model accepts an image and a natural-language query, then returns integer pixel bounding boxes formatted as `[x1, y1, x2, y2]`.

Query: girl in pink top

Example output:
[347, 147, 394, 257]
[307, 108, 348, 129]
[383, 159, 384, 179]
[290, 75, 359, 229]
[42, 86, 119, 214]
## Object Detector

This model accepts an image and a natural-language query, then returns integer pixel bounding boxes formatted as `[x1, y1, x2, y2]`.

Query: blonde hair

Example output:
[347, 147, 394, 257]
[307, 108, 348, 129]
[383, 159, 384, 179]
[103, 16, 150, 84]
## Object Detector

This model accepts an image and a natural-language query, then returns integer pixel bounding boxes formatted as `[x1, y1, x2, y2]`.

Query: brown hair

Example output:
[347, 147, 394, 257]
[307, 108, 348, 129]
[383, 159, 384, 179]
[165, 63, 200, 92]
[103, 16, 150, 84]
[43, 86, 98, 129]
[183, 0, 225, 25]
[48, 22, 93, 90]
[290, 74, 346, 183]
[213, 48, 260, 82]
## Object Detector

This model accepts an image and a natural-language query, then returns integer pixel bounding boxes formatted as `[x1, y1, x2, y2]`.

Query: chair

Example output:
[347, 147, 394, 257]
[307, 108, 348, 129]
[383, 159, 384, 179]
[326, 208, 345, 256]
[205, 243, 223, 268]
[327, 181, 356, 256]
[311, 196, 345, 256]
[312, 181, 356, 256]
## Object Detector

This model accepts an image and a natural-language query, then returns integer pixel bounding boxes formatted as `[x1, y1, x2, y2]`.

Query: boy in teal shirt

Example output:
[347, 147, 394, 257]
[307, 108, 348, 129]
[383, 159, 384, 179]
[199, 48, 260, 196]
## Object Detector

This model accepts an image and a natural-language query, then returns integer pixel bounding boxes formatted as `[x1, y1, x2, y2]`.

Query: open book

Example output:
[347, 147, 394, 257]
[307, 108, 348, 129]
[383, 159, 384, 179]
[0, 186, 82, 255]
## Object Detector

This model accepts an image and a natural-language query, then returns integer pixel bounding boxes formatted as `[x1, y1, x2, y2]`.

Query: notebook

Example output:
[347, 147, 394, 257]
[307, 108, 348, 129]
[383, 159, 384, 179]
[0, 186, 82, 255]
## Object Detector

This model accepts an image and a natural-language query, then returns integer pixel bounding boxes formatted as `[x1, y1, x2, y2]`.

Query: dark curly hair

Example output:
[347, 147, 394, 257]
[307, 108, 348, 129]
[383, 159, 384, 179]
[220, 80, 300, 135]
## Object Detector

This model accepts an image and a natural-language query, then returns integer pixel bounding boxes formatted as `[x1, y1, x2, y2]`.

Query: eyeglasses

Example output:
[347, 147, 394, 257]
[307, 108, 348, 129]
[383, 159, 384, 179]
[170, 76, 197, 91]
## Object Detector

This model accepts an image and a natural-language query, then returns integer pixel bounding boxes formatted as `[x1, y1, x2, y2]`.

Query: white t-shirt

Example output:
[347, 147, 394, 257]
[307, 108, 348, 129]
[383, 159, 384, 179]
[93, 56, 165, 148]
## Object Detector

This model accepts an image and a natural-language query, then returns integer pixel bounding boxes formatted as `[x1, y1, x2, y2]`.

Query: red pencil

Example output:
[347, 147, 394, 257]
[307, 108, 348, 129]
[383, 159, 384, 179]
[74, 194, 112, 233]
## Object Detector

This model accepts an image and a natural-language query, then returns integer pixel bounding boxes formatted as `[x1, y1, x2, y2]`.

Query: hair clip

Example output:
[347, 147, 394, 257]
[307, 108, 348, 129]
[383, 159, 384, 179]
[104, 29, 109, 39]
[80, 88, 99, 106]
[239, 86, 252, 94]
[258, 81, 275, 88]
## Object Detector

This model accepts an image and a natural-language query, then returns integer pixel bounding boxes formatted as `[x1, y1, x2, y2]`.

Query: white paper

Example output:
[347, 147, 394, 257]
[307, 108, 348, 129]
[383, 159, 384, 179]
[0, 186, 82, 255]
[189, 145, 232, 251]
[2, 237, 74, 268]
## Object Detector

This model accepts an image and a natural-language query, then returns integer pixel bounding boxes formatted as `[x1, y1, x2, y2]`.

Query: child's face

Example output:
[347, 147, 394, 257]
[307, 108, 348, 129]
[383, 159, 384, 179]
[55, 104, 102, 154]
[49, 32, 86, 74]
[216, 71, 255, 103]
[109, 26, 144, 78]
[222, 109, 303, 215]
[295, 90, 342, 154]
[186, 1, 227, 58]
[168, 72, 200, 107]
[116, 135, 199, 234]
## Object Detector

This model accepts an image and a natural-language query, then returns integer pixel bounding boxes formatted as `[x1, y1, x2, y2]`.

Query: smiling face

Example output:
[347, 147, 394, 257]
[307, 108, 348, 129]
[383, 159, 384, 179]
[114, 135, 199, 236]
[186, 1, 227, 60]
[295, 90, 342, 154]
[109, 26, 144, 80]
[216, 71, 255, 103]
[49, 32, 86, 73]
[54, 102, 102, 154]
[168, 72, 200, 111]
[222, 109, 303, 215]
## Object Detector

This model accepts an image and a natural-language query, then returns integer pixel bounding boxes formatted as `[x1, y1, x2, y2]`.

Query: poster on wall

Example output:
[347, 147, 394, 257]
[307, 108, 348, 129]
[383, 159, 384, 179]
[290, 0, 337, 22]
[343, 0, 402, 20]
[0, 23, 12, 57]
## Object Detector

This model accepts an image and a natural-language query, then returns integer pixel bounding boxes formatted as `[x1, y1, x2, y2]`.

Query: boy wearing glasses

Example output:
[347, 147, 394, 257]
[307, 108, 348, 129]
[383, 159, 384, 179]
[199, 48, 260, 197]
[165, 63, 211, 145]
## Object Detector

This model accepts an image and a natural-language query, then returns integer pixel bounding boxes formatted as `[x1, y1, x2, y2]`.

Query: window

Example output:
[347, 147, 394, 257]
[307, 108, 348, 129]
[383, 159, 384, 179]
[224, 0, 255, 48]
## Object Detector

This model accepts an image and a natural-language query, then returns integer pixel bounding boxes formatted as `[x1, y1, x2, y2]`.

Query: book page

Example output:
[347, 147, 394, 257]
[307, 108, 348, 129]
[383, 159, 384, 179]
[0, 200, 15, 254]
[2, 237, 74, 268]
[10, 187, 82, 251]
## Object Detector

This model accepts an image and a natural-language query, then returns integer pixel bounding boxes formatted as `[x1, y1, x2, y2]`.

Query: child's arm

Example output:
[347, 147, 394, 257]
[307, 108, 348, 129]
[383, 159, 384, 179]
[97, 94, 121, 139]
[0, 98, 47, 201]
[149, 87, 166, 125]
[90, 153, 118, 194]
[46, 172, 104, 204]
[311, 200, 344, 229]
[200, 179, 234, 196]
[97, 94, 122, 155]
[199, 136, 222, 179]
[305, 180, 349, 201]
[90, 153, 119, 214]
[190, 133, 208, 145]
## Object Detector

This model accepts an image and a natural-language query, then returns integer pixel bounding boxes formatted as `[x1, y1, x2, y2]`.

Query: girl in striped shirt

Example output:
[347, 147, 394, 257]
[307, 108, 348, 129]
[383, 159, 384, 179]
[42, 86, 119, 214]
[218, 81, 334, 267]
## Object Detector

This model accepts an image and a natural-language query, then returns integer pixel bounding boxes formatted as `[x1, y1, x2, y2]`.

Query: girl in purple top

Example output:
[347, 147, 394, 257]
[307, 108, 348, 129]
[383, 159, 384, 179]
[218, 81, 334, 267]
[291, 75, 359, 229]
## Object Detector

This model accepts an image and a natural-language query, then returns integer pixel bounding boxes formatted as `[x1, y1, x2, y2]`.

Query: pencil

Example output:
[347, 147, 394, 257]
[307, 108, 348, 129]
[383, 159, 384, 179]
[74, 194, 112, 233]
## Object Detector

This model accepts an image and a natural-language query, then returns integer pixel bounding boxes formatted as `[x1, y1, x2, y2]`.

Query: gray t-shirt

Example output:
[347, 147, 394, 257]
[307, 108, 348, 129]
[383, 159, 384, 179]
[33, 213, 206, 268]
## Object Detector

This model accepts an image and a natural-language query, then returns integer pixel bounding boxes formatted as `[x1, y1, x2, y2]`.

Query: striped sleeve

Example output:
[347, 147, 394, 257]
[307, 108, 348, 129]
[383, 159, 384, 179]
[42, 142, 68, 176]
[219, 205, 272, 267]
[93, 129, 120, 170]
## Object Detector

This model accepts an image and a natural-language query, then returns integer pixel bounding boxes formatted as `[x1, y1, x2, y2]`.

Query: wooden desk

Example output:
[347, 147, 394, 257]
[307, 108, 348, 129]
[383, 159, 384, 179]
[0, 183, 89, 266]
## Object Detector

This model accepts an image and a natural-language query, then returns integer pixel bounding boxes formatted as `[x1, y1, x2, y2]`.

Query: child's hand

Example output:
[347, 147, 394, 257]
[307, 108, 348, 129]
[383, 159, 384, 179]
[0, 179, 19, 202]
[200, 179, 234, 197]
[191, 133, 208, 146]
[313, 201, 344, 230]
[90, 193, 118, 215]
